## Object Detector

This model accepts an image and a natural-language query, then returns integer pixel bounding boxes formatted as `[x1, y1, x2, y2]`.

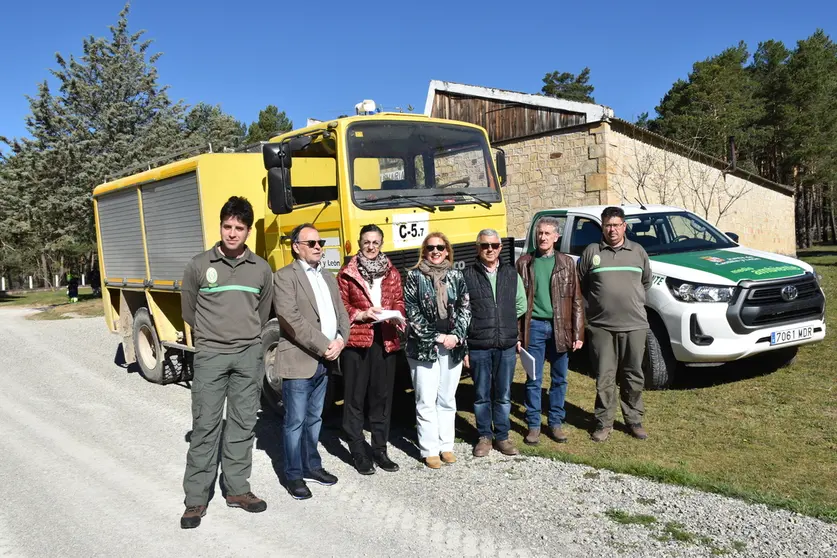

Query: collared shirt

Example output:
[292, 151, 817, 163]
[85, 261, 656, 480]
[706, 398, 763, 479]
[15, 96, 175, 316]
[298, 259, 339, 341]
[577, 238, 652, 331]
[482, 262, 527, 318]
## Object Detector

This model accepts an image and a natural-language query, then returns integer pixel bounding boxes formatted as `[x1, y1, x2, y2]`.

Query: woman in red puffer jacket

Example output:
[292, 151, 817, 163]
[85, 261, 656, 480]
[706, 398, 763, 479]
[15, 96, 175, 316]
[337, 224, 406, 476]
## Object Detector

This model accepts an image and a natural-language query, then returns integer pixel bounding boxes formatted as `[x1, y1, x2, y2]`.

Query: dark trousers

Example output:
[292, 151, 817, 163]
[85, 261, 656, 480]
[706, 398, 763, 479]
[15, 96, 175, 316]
[282, 363, 328, 481]
[183, 343, 262, 506]
[587, 325, 646, 428]
[341, 326, 397, 456]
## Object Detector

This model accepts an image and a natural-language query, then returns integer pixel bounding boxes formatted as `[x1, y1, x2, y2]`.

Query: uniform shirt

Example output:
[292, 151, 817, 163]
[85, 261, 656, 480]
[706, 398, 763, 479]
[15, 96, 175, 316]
[181, 243, 273, 353]
[577, 238, 652, 331]
[298, 260, 340, 341]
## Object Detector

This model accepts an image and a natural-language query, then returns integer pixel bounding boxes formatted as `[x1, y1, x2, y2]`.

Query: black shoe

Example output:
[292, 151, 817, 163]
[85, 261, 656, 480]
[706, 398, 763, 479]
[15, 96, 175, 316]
[286, 479, 312, 500]
[303, 468, 338, 486]
[353, 453, 376, 475]
[373, 451, 400, 472]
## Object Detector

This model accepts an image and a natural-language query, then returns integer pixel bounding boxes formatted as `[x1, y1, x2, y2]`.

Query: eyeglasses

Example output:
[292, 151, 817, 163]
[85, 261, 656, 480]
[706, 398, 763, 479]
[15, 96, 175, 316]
[295, 239, 326, 248]
[361, 240, 381, 247]
[603, 223, 625, 230]
[479, 243, 501, 250]
[424, 244, 446, 253]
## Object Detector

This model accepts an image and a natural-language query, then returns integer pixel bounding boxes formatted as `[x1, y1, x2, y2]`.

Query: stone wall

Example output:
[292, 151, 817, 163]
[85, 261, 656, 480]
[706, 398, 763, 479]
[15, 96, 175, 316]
[498, 121, 796, 255]
[498, 127, 605, 238]
[605, 126, 796, 255]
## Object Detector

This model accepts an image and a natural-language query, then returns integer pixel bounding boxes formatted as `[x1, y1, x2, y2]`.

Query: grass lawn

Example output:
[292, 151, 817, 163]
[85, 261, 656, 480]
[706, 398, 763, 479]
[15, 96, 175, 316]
[0, 287, 104, 320]
[454, 247, 837, 522]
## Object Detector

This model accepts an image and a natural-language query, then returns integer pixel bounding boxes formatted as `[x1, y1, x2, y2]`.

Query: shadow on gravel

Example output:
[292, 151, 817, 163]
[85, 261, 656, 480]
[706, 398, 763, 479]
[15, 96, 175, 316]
[113, 343, 142, 375]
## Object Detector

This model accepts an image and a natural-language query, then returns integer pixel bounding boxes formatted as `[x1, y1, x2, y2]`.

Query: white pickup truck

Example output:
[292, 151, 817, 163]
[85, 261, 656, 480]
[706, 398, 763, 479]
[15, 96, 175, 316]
[516, 204, 826, 388]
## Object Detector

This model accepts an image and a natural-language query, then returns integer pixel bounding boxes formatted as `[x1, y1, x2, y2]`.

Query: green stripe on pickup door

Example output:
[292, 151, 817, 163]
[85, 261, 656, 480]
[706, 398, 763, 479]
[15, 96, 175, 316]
[199, 285, 261, 294]
[591, 266, 644, 274]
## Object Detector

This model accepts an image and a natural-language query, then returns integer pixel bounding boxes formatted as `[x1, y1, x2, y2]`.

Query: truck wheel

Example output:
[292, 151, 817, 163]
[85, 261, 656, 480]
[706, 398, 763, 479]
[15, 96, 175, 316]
[261, 320, 283, 416]
[644, 322, 677, 390]
[132, 308, 165, 384]
[162, 350, 193, 384]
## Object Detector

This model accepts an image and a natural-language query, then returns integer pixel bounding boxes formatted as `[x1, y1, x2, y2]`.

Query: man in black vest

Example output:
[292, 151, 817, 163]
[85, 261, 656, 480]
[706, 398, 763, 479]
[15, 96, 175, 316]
[463, 229, 527, 457]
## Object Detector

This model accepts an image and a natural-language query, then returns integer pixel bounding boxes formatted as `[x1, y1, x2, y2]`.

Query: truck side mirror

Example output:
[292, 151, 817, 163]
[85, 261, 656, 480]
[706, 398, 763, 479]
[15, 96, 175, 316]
[267, 167, 293, 215]
[726, 232, 739, 243]
[495, 149, 507, 187]
[263, 142, 292, 170]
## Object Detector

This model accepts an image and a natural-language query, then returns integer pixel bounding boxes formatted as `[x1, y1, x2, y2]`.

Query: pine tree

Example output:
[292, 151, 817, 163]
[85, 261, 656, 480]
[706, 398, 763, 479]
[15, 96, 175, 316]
[245, 105, 293, 144]
[184, 103, 246, 152]
[540, 67, 596, 103]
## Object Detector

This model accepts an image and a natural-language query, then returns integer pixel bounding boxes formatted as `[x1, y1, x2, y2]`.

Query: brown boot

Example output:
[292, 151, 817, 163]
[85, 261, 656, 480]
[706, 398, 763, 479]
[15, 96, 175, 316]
[524, 428, 541, 446]
[180, 505, 206, 529]
[493, 438, 520, 456]
[473, 437, 492, 457]
[628, 423, 648, 440]
[591, 426, 613, 443]
[425, 455, 442, 469]
[550, 426, 569, 443]
[225, 491, 267, 513]
[440, 451, 457, 464]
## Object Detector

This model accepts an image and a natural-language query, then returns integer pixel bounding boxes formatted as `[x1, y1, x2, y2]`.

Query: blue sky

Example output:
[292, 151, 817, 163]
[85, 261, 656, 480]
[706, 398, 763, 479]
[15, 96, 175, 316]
[1, 0, 834, 145]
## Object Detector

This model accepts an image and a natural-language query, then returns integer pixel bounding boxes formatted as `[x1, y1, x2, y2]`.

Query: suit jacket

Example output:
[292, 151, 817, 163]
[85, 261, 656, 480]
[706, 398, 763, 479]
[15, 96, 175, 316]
[273, 259, 351, 380]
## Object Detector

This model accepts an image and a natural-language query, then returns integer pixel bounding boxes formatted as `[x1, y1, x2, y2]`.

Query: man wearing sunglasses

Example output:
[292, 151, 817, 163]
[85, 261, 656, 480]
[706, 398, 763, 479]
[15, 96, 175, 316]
[463, 230, 527, 457]
[273, 223, 350, 500]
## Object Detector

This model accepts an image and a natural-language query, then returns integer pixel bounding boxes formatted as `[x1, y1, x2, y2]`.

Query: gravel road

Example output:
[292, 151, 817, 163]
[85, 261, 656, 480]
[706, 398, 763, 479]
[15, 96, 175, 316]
[1, 307, 835, 558]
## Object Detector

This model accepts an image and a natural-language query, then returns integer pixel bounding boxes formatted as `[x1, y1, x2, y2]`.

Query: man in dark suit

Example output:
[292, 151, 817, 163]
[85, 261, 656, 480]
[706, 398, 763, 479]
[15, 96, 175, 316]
[273, 223, 350, 500]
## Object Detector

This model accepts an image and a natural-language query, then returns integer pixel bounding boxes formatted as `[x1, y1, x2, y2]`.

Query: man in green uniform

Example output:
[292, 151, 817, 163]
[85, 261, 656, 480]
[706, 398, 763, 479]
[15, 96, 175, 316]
[577, 206, 652, 443]
[179, 196, 274, 529]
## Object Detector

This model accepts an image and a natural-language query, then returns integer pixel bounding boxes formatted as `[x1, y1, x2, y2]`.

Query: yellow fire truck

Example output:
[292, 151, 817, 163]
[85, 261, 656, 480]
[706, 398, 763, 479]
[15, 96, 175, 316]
[93, 111, 512, 403]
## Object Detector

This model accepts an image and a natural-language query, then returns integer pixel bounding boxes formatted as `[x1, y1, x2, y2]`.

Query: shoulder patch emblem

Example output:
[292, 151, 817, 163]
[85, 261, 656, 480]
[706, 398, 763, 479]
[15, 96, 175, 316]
[592, 254, 601, 267]
[206, 267, 218, 286]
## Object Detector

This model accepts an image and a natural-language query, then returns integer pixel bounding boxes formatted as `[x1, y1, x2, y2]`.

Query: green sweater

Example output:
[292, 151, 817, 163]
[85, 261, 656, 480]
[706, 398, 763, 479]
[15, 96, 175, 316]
[532, 253, 556, 319]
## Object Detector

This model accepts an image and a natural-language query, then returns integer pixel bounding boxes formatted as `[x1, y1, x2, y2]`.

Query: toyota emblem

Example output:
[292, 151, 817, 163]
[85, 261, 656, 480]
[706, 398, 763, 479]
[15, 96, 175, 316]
[781, 285, 799, 301]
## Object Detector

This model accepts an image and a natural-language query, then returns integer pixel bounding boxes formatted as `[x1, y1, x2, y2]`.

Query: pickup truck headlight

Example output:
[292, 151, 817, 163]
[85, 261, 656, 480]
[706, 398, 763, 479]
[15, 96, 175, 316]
[666, 278, 735, 303]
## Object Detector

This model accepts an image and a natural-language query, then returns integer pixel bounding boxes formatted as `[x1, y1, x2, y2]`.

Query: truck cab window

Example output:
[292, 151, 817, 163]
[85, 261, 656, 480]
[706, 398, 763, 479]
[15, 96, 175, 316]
[570, 217, 602, 256]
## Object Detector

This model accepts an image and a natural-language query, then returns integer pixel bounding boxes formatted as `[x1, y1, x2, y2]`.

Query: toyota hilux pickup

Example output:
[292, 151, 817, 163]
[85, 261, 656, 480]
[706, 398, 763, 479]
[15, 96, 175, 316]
[516, 204, 826, 388]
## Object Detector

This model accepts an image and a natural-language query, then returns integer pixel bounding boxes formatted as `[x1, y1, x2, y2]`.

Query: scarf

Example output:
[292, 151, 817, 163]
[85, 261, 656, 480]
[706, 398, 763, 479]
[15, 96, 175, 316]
[356, 251, 390, 287]
[418, 259, 451, 320]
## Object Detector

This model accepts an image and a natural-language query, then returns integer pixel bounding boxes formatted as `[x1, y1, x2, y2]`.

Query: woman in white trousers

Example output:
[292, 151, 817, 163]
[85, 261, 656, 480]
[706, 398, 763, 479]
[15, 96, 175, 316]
[403, 233, 471, 469]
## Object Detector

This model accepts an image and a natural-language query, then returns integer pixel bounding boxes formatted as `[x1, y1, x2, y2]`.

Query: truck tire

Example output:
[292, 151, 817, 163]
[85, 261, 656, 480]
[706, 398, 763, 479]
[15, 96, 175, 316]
[132, 308, 165, 384]
[644, 322, 677, 390]
[261, 320, 284, 416]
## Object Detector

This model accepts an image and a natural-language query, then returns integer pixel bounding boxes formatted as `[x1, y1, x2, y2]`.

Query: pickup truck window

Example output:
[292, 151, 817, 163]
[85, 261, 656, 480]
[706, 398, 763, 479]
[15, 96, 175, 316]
[570, 217, 602, 255]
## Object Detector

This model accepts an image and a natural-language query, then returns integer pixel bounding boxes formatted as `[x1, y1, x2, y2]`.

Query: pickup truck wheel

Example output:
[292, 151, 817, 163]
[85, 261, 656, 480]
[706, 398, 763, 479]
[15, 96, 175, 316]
[644, 323, 677, 390]
[261, 320, 283, 416]
[132, 308, 165, 384]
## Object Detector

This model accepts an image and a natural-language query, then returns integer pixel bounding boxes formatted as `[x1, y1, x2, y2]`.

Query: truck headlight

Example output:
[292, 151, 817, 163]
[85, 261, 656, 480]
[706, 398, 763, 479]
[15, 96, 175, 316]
[667, 278, 735, 303]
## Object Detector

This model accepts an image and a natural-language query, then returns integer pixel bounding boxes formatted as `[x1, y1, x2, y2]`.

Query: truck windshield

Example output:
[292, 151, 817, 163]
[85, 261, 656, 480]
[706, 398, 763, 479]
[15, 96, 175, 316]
[347, 121, 501, 209]
[624, 212, 737, 255]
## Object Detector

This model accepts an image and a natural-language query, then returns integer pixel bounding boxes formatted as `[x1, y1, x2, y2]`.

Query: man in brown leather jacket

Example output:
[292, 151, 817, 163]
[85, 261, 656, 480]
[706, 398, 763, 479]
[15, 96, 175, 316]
[516, 216, 585, 445]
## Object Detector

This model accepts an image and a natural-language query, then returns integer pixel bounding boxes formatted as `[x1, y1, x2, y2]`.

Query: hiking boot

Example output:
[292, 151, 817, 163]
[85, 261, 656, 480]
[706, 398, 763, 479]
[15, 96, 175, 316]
[353, 453, 375, 475]
[493, 438, 520, 456]
[303, 468, 338, 486]
[628, 423, 648, 440]
[440, 451, 457, 464]
[425, 455, 442, 469]
[373, 451, 400, 473]
[550, 425, 569, 443]
[473, 436, 492, 457]
[591, 426, 613, 443]
[524, 428, 541, 445]
[225, 491, 267, 513]
[286, 479, 312, 500]
[180, 505, 206, 529]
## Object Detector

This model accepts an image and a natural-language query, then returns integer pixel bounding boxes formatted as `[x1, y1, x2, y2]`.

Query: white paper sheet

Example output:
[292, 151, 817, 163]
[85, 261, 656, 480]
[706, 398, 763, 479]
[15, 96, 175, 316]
[520, 347, 537, 381]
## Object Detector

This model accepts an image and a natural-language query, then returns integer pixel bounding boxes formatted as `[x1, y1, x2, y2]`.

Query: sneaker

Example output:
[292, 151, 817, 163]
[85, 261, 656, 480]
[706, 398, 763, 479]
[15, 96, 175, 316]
[591, 426, 613, 443]
[424, 455, 442, 469]
[373, 451, 399, 472]
[286, 479, 312, 500]
[225, 491, 267, 513]
[524, 428, 541, 446]
[303, 468, 338, 486]
[180, 505, 206, 529]
[493, 438, 520, 456]
[550, 425, 569, 443]
[353, 453, 375, 475]
[440, 451, 456, 464]
[628, 423, 648, 440]
[473, 436, 492, 457]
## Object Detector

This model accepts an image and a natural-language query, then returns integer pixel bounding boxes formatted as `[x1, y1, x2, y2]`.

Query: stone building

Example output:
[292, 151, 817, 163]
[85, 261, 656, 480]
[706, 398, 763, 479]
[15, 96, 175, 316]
[424, 81, 796, 255]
